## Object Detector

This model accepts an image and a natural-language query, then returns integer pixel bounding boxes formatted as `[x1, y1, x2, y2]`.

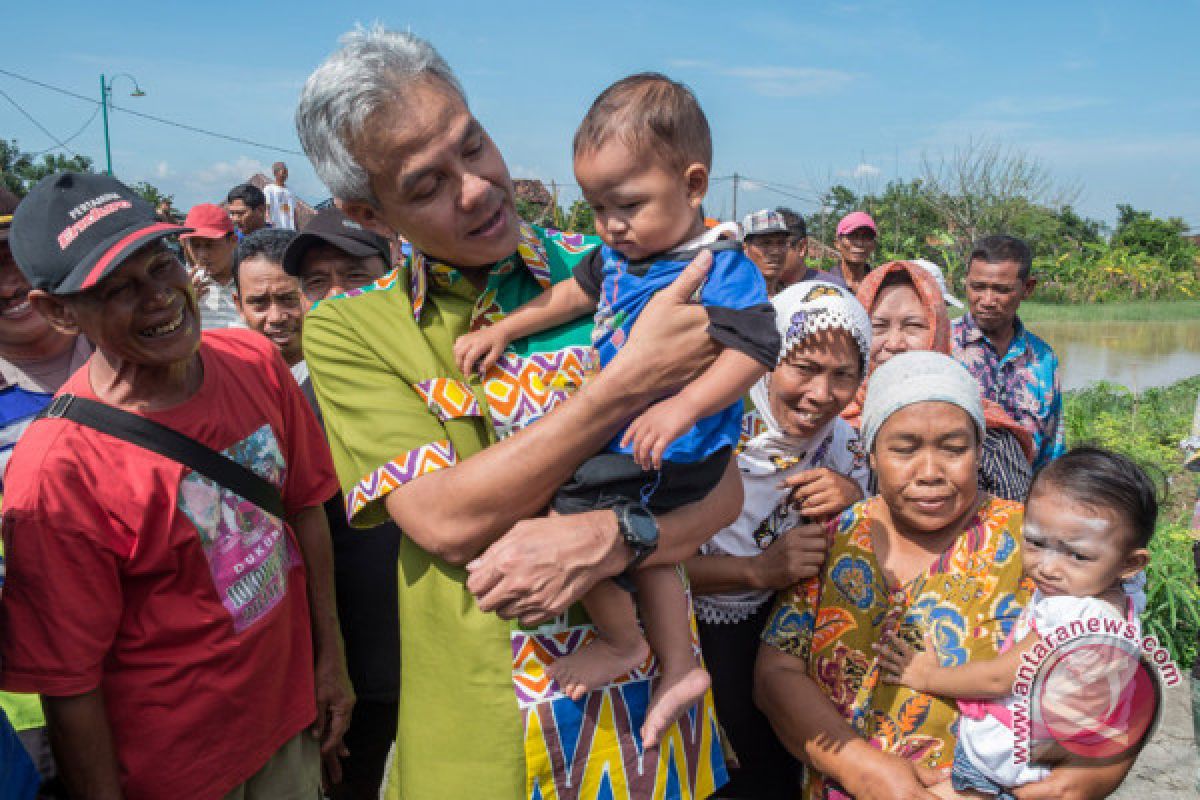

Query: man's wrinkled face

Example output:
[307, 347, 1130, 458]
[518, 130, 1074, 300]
[342, 77, 518, 269]
[234, 256, 306, 365]
[298, 244, 388, 303]
[836, 227, 876, 266]
[964, 258, 1034, 336]
[228, 199, 266, 235]
[744, 232, 790, 290]
[56, 243, 200, 369]
[0, 241, 53, 348]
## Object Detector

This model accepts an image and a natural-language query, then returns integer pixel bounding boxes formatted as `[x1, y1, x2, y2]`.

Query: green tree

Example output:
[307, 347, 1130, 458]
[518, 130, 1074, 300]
[563, 200, 595, 235]
[0, 140, 95, 197]
[130, 181, 173, 210]
[1, 140, 34, 196]
[1113, 204, 1194, 268]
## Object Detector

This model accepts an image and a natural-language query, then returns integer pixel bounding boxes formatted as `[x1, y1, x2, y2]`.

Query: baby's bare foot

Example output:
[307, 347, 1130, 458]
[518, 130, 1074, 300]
[548, 637, 650, 701]
[641, 666, 711, 750]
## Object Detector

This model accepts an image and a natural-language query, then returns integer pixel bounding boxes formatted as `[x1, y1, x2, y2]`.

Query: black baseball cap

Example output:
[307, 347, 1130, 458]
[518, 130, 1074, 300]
[281, 207, 392, 277]
[9, 172, 189, 295]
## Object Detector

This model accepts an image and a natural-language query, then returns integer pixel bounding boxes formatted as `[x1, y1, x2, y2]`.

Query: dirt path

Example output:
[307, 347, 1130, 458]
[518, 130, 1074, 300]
[1112, 681, 1197, 798]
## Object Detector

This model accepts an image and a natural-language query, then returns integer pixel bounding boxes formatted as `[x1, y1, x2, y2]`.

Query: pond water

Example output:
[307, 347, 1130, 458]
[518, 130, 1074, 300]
[1030, 319, 1200, 391]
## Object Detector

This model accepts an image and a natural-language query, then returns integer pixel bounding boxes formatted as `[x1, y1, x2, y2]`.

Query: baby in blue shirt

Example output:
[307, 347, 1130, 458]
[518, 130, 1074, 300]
[456, 73, 778, 747]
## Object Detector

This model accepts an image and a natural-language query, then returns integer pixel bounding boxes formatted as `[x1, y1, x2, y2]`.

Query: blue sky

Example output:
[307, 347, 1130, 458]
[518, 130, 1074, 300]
[4, 1, 1197, 231]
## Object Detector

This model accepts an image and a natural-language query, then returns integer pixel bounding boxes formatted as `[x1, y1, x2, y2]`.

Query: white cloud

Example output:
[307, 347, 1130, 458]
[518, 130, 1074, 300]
[193, 156, 269, 186]
[850, 163, 881, 179]
[154, 161, 170, 179]
[667, 60, 854, 97]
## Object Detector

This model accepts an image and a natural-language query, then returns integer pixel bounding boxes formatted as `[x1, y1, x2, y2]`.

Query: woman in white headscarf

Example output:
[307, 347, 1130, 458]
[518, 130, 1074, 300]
[688, 281, 872, 799]
[755, 351, 1135, 800]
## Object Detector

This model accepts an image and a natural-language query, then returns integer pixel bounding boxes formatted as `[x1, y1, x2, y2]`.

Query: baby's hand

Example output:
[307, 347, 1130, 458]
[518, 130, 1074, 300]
[875, 631, 939, 692]
[454, 327, 508, 377]
[620, 396, 698, 471]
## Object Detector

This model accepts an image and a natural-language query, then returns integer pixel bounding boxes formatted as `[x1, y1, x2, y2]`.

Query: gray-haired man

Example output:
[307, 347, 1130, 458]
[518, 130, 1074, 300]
[295, 26, 738, 800]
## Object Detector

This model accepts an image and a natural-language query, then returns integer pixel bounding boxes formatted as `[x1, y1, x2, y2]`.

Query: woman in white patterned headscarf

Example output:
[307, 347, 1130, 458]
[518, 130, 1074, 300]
[687, 280, 871, 798]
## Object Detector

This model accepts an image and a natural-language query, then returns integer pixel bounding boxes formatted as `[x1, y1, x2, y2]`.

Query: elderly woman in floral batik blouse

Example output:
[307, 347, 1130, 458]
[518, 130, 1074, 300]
[754, 351, 1136, 800]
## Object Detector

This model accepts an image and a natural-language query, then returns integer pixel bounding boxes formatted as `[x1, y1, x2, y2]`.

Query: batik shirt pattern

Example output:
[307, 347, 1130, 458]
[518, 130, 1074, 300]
[761, 496, 1029, 799]
[952, 314, 1065, 469]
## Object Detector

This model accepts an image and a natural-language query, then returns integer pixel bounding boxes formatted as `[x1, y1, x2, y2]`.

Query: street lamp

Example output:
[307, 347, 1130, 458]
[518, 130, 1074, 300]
[99, 73, 146, 176]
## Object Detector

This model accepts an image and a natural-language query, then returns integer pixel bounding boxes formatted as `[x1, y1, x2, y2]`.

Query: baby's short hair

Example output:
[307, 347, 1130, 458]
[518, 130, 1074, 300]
[1030, 446, 1159, 549]
[573, 73, 712, 172]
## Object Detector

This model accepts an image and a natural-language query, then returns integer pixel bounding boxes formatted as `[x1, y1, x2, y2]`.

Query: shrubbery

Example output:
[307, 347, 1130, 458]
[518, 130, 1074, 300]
[1064, 377, 1200, 667]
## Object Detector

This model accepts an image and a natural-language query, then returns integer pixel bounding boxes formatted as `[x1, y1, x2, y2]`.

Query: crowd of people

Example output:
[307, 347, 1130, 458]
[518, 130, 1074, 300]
[0, 23, 1187, 800]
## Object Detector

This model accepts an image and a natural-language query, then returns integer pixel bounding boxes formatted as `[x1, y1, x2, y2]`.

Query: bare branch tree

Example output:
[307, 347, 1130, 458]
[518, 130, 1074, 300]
[920, 139, 1080, 259]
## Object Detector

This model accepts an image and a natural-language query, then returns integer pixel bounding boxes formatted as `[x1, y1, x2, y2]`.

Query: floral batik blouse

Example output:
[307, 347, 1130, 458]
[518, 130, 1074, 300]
[761, 495, 1030, 799]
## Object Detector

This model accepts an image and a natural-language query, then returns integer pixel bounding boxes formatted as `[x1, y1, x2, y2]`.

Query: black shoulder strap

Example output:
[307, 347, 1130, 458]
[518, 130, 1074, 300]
[37, 394, 285, 519]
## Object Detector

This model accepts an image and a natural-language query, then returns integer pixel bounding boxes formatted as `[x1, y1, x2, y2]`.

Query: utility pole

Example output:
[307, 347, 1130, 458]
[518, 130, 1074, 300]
[731, 173, 740, 221]
[100, 74, 112, 175]
[99, 73, 146, 177]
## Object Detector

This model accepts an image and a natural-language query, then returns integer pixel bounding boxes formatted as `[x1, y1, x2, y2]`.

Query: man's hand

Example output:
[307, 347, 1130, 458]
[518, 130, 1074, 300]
[466, 510, 623, 626]
[782, 468, 863, 520]
[454, 326, 509, 377]
[621, 397, 697, 470]
[188, 266, 212, 300]
[876, 632, 939, 693]
[752, 523, 829, 589]
[312, 652, 356, 786]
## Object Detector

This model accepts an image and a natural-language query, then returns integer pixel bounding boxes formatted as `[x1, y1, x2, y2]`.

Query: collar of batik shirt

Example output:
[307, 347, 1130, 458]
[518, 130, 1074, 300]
[959, 312, 1030, 357]
[408, 221, 553, 325]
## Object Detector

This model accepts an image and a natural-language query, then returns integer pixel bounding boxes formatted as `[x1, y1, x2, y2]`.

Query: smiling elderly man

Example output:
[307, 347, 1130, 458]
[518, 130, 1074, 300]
[296, 26, 740, 800]
[0, 173, 352, 800]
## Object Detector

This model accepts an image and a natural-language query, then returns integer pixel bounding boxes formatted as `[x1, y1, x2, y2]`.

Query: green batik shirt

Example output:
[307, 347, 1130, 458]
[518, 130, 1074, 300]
[304, 223, 727, 800]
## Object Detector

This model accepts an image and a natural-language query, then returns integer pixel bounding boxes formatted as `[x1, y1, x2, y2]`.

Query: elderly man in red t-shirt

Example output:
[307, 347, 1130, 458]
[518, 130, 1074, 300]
[0, 172, 353, 800]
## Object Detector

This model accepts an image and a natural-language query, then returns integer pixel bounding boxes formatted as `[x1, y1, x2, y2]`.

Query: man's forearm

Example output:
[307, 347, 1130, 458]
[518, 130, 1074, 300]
[43, 689, 124, 800]
[291, 505, 344, 657]
[386, 371, 655, 564]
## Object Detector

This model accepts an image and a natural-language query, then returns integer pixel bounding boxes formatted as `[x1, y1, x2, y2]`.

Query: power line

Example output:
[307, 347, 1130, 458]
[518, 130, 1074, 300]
[30, 104, 101, 156]
[0, 67, 303, 156]
[0, 88, 86, 159]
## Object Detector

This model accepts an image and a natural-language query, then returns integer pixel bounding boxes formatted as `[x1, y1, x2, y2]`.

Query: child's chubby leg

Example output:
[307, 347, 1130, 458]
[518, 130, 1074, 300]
[635, 565, 711, 750]
[546, 578, 650, 702]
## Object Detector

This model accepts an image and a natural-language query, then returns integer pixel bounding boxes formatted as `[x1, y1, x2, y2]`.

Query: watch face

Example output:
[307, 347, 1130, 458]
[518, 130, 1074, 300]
[624, 504, 659, 548]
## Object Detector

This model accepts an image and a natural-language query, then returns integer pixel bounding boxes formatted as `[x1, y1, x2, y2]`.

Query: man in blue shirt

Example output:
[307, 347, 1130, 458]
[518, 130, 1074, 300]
[951, 234, 1065, 469]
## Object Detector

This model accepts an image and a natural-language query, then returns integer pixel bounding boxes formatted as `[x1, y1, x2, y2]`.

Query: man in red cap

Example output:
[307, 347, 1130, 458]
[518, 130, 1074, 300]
[181, 203, 245, 330]
[833, 210, 877, 293]
[0, 172, 352, 799]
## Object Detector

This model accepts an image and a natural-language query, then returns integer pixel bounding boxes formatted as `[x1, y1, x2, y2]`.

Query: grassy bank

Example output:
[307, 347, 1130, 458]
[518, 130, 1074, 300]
[1065, 376, 1200, 667]
[1020, 299, 1200, 323]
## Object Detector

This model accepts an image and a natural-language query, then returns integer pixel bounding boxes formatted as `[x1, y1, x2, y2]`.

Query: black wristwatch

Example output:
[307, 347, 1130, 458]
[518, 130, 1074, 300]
[613, 500, 659, 573]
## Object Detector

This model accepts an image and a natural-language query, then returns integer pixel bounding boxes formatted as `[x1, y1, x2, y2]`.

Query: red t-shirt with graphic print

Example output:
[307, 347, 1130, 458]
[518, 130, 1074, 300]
[0, 328, 337, 800]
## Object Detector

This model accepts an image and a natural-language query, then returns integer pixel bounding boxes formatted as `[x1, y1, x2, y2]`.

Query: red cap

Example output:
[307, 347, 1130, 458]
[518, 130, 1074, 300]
[836, 211, 877, 237]
[180, 203, 234, 239]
